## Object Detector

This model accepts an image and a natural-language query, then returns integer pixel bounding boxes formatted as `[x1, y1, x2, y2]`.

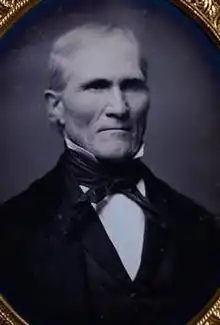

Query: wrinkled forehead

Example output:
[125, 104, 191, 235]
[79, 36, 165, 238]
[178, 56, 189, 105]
[51, 27, 144, 85]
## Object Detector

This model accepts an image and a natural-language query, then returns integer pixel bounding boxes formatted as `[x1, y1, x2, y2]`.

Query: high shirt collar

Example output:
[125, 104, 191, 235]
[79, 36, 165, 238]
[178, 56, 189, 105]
[64, 134, 145, 162]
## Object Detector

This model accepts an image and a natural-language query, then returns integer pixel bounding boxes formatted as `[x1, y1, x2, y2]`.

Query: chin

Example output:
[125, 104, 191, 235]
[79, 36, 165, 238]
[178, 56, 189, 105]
[93, 144, 133, 162]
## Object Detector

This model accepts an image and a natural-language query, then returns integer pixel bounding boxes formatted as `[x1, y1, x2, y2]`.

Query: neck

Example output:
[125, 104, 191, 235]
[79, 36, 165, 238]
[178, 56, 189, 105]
[64, 135, 145, 164]
[62, 139, 145, 190]
[64, 135, 98, 162]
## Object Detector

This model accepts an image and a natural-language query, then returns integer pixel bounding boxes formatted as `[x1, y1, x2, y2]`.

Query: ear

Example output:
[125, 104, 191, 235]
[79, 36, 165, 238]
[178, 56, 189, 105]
[44, 89, 65, 126]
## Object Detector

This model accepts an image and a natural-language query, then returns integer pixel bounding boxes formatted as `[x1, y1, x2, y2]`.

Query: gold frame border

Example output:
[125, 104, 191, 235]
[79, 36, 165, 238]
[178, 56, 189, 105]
[173, 0, 220, 46]
[0, 295, 28, 325]
[0, 0, 220, 324]
[0, 0, 40, 37]
[0, 0, 220, 43]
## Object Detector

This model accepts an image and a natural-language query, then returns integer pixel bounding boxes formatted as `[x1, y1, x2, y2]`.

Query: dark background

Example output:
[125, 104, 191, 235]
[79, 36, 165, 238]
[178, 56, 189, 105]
[0, 0, 219, 213]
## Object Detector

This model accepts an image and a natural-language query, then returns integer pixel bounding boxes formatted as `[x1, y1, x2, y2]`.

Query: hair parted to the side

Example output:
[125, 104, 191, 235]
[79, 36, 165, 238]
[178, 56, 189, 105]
[47, 18, 148, 93]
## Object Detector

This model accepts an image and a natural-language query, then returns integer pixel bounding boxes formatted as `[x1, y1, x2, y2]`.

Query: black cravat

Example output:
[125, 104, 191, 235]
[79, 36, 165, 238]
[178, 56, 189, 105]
[63, 147, 163, 224]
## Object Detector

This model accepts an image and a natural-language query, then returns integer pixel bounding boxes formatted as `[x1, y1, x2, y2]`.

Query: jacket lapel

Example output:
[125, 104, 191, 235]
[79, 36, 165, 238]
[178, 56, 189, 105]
[57, 155, 131, 285]
[80, 202, 132, 284]
[135, 215, 170, 287]
[133, 166, 173, 285]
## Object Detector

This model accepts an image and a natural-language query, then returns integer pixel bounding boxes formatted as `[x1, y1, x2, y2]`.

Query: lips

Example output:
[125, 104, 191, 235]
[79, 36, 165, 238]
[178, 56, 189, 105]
[98, 126, 131, 132]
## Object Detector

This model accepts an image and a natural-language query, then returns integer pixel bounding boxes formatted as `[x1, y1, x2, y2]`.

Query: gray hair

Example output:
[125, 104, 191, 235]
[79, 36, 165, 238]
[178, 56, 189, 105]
[47, 22, 148, 92]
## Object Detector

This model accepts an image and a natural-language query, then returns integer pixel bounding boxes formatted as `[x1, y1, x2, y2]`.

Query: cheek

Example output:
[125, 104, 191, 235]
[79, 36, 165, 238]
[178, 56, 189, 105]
[63, 91, 98, 127]
[126, 92, 149, 119]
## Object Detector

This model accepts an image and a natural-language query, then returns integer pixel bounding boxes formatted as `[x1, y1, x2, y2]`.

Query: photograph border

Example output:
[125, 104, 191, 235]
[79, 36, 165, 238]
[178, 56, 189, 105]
[0, 0, 220, 324]
[0, 0, 219, 44]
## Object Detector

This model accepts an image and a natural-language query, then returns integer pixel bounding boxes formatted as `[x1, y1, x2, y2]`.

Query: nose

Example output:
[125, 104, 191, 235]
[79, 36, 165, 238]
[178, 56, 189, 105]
[106, 85, 129, 118]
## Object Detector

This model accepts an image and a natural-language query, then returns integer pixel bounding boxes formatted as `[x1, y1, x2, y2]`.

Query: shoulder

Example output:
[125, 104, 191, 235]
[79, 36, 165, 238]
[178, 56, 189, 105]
[0, 157, 64, 228]
[142, 165, 220, 271]
[141, 163, 216, 228]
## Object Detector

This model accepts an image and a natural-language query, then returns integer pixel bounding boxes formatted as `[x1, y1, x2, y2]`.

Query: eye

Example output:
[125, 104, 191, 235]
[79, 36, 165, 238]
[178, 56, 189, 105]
[120, 78, 147, 92]
[81, 79, 111, 91]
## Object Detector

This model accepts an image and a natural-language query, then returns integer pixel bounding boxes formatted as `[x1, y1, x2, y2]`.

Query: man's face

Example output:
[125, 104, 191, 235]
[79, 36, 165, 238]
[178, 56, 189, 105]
[56, 31, 149, 161]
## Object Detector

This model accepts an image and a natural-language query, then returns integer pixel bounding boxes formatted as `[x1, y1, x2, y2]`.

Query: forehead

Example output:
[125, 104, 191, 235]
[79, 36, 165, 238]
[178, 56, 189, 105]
[61, 31, 143, 84]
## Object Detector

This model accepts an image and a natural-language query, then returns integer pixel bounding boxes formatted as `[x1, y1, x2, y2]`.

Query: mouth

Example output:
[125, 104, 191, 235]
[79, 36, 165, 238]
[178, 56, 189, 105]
[98, 127, 131, 133]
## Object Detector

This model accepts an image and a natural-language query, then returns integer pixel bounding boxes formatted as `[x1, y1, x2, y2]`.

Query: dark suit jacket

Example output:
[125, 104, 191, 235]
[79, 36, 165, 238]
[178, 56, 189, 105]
[0, 153, 219, 325]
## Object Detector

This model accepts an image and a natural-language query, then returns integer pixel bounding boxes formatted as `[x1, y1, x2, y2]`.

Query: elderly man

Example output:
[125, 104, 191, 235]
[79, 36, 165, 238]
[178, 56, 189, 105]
[0, 23, 219, 325]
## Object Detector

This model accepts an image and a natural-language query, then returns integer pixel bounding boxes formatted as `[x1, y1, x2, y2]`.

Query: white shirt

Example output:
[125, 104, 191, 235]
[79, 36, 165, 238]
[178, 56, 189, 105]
[65, 137, 146, 281]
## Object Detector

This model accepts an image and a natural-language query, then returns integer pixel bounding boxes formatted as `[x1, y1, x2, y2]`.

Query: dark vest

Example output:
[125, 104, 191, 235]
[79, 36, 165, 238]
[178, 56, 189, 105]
[0, 153, 219, 325]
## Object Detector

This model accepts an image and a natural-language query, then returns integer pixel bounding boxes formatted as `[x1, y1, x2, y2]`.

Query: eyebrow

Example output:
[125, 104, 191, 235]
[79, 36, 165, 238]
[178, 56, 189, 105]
[79, 77, 147, 91]
[120, 78, 147, 90]
[80, 79, 112, 90]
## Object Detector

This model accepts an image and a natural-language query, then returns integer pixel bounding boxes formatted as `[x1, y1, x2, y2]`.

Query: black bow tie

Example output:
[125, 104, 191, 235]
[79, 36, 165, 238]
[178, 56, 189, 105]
[63, 146, 162, 221]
